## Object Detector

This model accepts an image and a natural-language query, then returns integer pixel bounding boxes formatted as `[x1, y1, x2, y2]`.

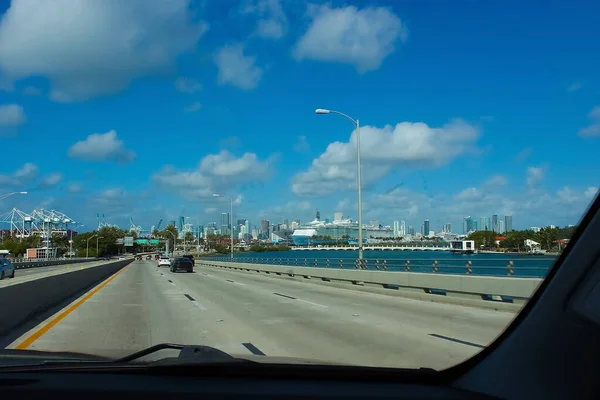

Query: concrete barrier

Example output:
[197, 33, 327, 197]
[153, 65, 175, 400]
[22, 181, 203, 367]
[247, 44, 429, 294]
[198, 260, 543, 306]
[12, 258, 100, 270]
[0, 259, 132, 337]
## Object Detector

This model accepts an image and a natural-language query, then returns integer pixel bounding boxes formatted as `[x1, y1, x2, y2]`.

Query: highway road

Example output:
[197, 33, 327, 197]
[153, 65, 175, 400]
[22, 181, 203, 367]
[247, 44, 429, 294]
[6, 260, 517, 370]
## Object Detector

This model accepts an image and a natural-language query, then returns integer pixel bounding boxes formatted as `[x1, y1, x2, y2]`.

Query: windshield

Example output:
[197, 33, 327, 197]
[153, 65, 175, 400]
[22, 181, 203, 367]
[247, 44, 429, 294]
[0, 0, 598, 371]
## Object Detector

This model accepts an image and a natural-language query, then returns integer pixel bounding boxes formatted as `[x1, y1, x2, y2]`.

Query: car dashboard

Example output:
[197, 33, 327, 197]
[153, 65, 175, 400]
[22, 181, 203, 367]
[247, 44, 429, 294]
[0, 370, 499, 400]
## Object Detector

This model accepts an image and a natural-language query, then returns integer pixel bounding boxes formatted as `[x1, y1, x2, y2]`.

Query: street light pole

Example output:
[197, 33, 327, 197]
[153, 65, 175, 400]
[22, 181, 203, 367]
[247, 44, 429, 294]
[315, 108, 364, 261]
[0, 191, 27, 201]
[213, 193, 234, 261]
[86, 234, 97, 258]
[97, 236, 103, 258]
[166, 230, 176, 257]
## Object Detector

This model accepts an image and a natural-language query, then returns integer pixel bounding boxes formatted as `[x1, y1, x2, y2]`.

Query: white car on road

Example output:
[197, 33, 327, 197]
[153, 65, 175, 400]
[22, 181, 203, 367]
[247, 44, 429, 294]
[158, 256, 171, 267]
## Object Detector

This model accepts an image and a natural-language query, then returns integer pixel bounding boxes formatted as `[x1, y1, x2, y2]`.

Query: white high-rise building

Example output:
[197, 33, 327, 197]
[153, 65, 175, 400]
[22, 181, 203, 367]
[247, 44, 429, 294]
[334, 212, 343, 222]
[400, 220, 406, 235]
[498, 220, 505, 233]
[393, 221, 400, 238]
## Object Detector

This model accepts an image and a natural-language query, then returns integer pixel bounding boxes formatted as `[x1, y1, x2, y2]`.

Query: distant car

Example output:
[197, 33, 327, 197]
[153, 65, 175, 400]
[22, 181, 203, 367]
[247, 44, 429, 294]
[119, 256, 125, 260]
[158, 256, 171, 267]
[146, 255, 152, 260]
[181, 254, 195, 266]
[170, 257, 193, 273]
[0, 257, 15, 280]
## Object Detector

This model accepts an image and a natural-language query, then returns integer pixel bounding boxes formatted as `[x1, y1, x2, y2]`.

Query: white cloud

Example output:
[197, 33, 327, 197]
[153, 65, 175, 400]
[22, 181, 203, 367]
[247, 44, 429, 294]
[241, 0, 288, 40]
[184, 102, 201, 112]
[526, 166, 544, 189]
[214, 43, 263, 90]
[90, 188, 135, 216]
[22, 86, 41, 95]
[484, 175, 508, 187]
[584, 186, 598, 200]
[68, 183, 83, 193]
[0, 104, 26, 127]
[175, 77, 202, 93]
[153, 150, 276, 199]
[515, 147, 532, 161]
[293, 4, 406, 73]
[41, 172, 63, 187]
[293, 135, 310, 153]
[256, 200, 313, 223]
[363, 179, 595, 231]
[68, 130, 136, 163]
[579, 124, 600, 137]
[567, 82, 582, 92]
[204, 207, 217, 214]
[588, 106, 600, 120]
[0, 162, 38, 186]
[291, 119, 480, 196]
[579, 105, 600, 138]
[0, 0, 208, 102]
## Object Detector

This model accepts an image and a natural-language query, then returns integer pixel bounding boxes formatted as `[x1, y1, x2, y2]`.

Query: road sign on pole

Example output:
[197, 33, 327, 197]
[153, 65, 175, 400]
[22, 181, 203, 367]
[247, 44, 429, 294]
[124, 236, 134, 247]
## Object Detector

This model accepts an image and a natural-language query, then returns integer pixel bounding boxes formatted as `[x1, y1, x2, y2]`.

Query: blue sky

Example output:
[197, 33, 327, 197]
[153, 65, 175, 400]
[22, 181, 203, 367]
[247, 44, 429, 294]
[0, 0, 599, 233]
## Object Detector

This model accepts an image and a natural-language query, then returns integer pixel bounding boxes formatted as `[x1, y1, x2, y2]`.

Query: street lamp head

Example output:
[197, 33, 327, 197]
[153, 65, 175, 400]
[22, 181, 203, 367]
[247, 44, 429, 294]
[315, 108, 331, 115]
[212, 193, 221, 197]
[19, 191, 28, 195]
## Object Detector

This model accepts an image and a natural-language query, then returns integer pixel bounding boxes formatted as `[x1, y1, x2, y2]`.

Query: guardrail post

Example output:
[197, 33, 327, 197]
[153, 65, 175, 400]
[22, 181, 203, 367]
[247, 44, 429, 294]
[326, 259, 330, 268]
[304, 258, 307, 266]
[432, 260, 439, 273]
[354, 259, 359, 269]
[339, 259, 343, 269]
[382, 260, 387, 271]
[361, 259, 368, 270]
[314, 259, 318, 267]
[507, 260, 515, 276]
[295, 258, 298, 265]
[375, 260, 381, 270]
[466, 260, 472, 275]
[405, 260, 410, 272]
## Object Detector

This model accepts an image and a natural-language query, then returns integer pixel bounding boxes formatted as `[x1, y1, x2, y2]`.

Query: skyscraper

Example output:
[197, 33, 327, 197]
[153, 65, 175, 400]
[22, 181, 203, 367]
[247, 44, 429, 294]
[463, 216, 477, 233]
[498, 220, 505, 234]
[480, 217, 489, 231]
[505, 215, 513, 232]
[400, 220, 406, 235]
[221, 213, 230, 234]
[334, 212, 343, 222]
[393, 221, 400, 238]
[492, 215, 498, 232]
[423, 219, 430, 236]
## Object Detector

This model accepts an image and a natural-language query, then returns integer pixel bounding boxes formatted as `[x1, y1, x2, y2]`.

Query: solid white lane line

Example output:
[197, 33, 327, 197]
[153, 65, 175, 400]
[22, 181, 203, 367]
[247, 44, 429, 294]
[296, 298, 328, 308]
[192, 300, 207, 310]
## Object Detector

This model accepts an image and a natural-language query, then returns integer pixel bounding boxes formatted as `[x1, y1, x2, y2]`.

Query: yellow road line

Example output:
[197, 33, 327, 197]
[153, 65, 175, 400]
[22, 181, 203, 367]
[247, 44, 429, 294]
[15, 265, 130, 349]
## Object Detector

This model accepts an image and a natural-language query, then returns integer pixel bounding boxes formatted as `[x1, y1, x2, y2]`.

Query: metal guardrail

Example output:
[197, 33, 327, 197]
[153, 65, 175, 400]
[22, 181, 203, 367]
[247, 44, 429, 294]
[199, 259, 543, 306]
[12, 257, 102, 270]
[202, 257, 553, 278]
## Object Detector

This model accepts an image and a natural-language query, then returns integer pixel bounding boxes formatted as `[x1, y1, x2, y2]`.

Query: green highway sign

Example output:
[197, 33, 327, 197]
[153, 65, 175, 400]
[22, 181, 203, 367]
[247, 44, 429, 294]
[150, 239, 159, 245]
[136, 239, 149, 245]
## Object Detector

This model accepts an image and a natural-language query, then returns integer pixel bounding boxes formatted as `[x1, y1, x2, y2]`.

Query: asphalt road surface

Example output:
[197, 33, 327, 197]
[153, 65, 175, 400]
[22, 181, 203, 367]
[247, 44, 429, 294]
[7, 260, 517, 370]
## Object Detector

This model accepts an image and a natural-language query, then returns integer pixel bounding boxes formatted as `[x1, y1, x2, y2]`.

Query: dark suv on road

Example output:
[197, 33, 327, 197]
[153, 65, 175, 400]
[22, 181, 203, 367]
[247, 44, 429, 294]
[170, 257, 194, 273]
[182, 254, 195, 266]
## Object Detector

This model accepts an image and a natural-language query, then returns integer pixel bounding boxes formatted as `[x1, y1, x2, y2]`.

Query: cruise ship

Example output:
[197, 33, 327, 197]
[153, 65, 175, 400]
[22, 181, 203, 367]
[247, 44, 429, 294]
[291, 211, 393, 246]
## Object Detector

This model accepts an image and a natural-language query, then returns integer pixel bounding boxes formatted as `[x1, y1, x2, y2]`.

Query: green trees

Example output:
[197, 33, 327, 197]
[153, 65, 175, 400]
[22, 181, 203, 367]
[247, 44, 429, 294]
[184, 231, 195, 243]
[467, 226, 577, 252]
[0, 235, 41, 257]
